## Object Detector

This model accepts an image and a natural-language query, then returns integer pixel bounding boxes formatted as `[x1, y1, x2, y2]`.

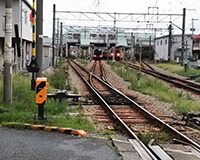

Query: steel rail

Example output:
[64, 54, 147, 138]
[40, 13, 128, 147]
[129, 61, 200, 87]
[70, 60, 200, 151]
[69, 60, 157, 160]
[124, 62, 200, 94]
[99, 61, 115, 88]
[141, 61, 155, 71]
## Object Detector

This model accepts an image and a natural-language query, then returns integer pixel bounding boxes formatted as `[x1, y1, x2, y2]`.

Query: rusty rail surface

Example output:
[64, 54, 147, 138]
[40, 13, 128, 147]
[69, 60, 157, 159]
[69, 60, 200, 158]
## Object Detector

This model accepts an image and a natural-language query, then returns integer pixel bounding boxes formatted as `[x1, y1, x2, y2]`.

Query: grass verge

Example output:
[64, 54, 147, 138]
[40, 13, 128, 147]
[109, 62, 200, 115]
[155, 63, 200, 83]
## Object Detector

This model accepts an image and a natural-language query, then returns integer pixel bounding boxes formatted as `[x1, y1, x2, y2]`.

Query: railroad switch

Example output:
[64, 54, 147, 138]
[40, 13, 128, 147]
[188, 74, 199, 80]
[47, 90, 81, 102]
[182, 113, 200, 126]
[36, 77, 49, 120]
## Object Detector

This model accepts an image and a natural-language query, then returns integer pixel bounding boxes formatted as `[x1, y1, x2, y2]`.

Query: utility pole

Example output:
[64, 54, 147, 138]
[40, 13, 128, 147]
[106, 34, 110, 62]
[60, 22, 63, 60]
[131, 32, 134, 61]
[36, 0, 43, 77]
[168, 24, 172, 61]
[56, 18, 59, 64]
[181, 8, 186, 66]
[4, 0, 13, 104]
[52, 4, 56, 67]
[149, 35, 151, 60]
[113, 12, 116, 63]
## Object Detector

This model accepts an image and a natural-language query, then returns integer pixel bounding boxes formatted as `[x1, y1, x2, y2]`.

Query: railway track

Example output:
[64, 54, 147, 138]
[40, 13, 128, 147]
[68, 59, 200, 159]
[122, 61, 200, 94]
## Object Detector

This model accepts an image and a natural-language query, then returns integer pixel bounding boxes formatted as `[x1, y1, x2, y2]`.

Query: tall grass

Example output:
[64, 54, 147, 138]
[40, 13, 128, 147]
[0, 64, 93, 131]
[109, 62, 200, 115]
[0, 75, 36, 122]
[155, 63, 183, 73]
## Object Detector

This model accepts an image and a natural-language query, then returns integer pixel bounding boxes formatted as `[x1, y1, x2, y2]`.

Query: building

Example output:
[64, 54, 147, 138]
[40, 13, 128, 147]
[0, 0, 33, 71]
[43, 36, 52, 69]
[154, 34, 193, 62]
[193, 34, 200, 59]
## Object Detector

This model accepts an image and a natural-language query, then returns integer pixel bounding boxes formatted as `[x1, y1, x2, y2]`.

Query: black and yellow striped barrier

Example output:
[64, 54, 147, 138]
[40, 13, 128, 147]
[2, 123, 87, 136]
[36, 77, 49, 105]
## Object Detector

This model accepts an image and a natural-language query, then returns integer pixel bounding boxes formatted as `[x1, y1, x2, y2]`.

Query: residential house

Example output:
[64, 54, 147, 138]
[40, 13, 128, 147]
[154, 34, 193, 62]
[193, 34, 200, 59]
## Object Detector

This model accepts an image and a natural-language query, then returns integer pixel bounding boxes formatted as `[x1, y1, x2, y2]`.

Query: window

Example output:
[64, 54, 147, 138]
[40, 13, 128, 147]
[165, 39, 167, 45]
[24, 11, 28, 24]
[160, 40, 162, 45]
[157, 41, 159, 46]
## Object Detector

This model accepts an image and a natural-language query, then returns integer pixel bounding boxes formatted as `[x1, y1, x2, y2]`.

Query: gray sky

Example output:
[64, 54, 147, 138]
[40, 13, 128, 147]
[28, 0, 200, 37]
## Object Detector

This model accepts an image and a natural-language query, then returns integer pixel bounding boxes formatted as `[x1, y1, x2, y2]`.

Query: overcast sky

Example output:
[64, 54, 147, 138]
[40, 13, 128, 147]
[28, 0, 200, 37]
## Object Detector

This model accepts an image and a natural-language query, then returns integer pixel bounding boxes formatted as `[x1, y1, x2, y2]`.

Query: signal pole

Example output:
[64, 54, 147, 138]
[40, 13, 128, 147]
[3, 0, 13, 104]
[168, 24, 172, 61]
[52, 4, 56, 67]
[181, 8, 186, 66]
[60, 22, 63, 59]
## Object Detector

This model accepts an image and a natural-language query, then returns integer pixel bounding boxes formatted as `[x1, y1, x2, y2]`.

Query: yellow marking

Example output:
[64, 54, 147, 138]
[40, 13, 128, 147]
[44, 126, 59, 131]
[33, 18, 35, 25]
[32, 125, 45, 130]
[32, 48, 35, 56]
[33, 2, 35, 9]
[59, 128, 72, 133]
[33, 33, 35, 41]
